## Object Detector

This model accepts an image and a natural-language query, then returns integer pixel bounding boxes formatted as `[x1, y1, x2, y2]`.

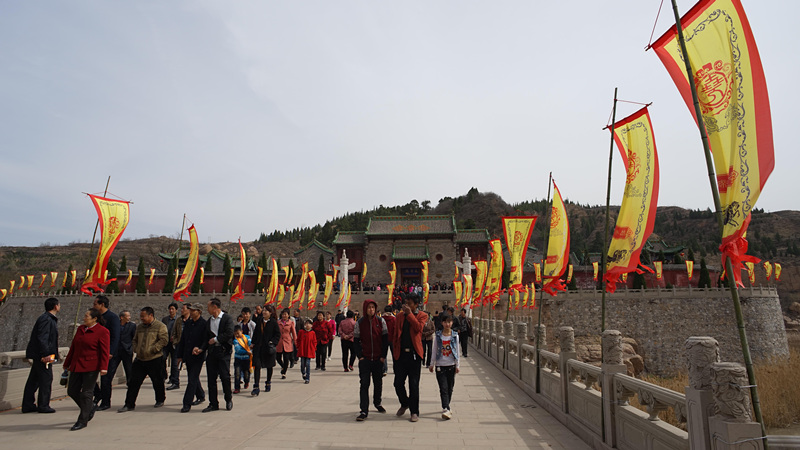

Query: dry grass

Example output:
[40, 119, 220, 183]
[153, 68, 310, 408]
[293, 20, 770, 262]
[634, 347, 800, 432]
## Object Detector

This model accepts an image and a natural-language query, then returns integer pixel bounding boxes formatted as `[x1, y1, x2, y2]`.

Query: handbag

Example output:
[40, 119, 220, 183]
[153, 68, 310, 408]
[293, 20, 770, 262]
[59, 369, 69, 386]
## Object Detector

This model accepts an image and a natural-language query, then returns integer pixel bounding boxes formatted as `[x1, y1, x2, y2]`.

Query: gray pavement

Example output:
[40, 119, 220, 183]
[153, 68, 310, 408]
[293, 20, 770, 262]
[0, 341, 589, 449]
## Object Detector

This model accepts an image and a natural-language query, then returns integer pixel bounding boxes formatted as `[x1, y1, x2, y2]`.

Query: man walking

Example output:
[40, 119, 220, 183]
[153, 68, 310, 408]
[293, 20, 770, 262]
[162, 302, 181, 390]
[176, 303, 207, 412]
[392, 293, 428, 422]
[116, 310, 136, 385]
[458, 308, 472, 357]
[118, 307, 168, 412]
[93, 295, 120, 410]
[354, 299, 388, 421]
[202, 298, 234, 412]
[22, 297, 60, 414]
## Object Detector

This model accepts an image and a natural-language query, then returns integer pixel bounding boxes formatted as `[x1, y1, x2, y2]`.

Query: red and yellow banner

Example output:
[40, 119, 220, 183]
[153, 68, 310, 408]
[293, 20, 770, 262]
[362, 263, 367, 283]
[70, 270, 77, 287]
[282, 265, 291, 286]
[522, 286, 530, 308]
[125, 269, 132, 286]
[686, 260, 694, 280]
[38, 274, 46, 289]
[421, 261, 429, 306]
[745, 261, 756, 285]
[291, 262, 309, 308]
[763, 261, 772, 280]
[543, 181, 570, 295]
[199, 267, 205, 285]
[174, 225, 200, 302]
[567, 264, 573, 283]
[385, 283, 394, 304]
[654, 261, 663, 280]
[462, 274, 473, 307]
[621, 273, 628, 283]
[9, 280, 15, 295]
[306, 270, 317, 310]
[389, 262, 396, 285]
[453, 281, 462, 303]
[81, 195, 130, 294]
[502, 217, 536, 293]
[50, 271, 58, 288]
[513, 289, 520, 310]
[775, 263, 782, 282]
[533, 263, 541, 283]
[653, 0, 773, 287]
[287, 286, 295, 307]
[19, 276, 25, 289]
[485, 239, 504, 306]
[472, 260, 487, 309]
[61, 272, 67, 288]
[592, 262, 599, 281]
[604, 107, 660, 293]
[257, 266, 263, 285]
[278, 284, 286, 306]
[323, 274, 333, 306]
[266, 258, 279, 304]
[149, 268, 155, 286]
[0, 289, 6, 301]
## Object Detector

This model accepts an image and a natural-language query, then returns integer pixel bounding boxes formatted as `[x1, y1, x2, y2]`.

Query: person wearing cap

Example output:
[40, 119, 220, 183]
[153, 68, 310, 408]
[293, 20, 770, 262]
[176, 303, 207, 412]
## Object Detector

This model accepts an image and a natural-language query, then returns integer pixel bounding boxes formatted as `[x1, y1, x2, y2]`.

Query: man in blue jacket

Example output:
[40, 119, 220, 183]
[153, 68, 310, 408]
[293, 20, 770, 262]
[22, 297, 60, 413]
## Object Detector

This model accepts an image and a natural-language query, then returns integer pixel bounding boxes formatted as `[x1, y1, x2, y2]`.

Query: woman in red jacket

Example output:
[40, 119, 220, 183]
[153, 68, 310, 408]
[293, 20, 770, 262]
[64, 309, 110, 431]
[312, 311, 331, 370]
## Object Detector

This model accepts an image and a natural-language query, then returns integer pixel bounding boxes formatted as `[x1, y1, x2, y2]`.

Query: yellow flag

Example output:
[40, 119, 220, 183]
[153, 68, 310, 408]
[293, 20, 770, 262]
[543, 181, 570, 296]
[502, 217, 536, 292]
[231, 240, 247, 302]
[278, 284, 286, 306]
[39, 274, 47, 289]
[775, 263, 782, 281]
[513, 289, 520, 310]
[282, 265, 290, 285]
[745, 261, 755, 285]
[621, 273, 628, 283]
[266, 258, 279, 304]
[149, 268, 155, 286]
[592, 262, 599, 281]
[50, 271, 58, 287]
[763, 261, 772, 280]
[453, 281, 462, 303]
[174, 225, 200, 302]
[126, 269, 132, 286]
[306, 270, 317, 310]
[472, 260, 487, 308]
[200, 267, 205, 285]
[386, 283, 395, 304]
[423, 282, 430, 306]
[82, 195, 130, 294]
[522, 286, 529, 308]
[323, 274, 333, 306]
[567, 265, 573, 283]
[62, 272, 67, 288]
[533, 263, 541, 283]
[291, 262, 308, 308]
[257, 266, 263, 285]
[362, 263, 367, 283]
[605, 107, 659, 293]
[9, 280, 15, 295]
[462, 274, 472, 306]
[0, 289, 6, 301]
[686, 260, 694, 280]
[485, 239, 504, 305]
[70, 270, 77, 287]
[19, 276, 25, 289]
[389, 262, 396, 285]
[653, 0, 773, 287]
[287, 286, 295, 307]
[654, 261, 663, 280]
[421, 261, 430, 306]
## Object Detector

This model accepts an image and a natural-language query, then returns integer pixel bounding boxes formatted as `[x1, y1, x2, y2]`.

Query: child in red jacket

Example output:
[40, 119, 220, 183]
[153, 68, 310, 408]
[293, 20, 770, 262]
[297, 319, 317, 384]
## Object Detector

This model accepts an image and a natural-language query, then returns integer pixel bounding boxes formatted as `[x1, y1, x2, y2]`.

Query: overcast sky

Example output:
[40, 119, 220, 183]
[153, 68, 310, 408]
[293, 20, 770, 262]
[1, 1, 797, 247]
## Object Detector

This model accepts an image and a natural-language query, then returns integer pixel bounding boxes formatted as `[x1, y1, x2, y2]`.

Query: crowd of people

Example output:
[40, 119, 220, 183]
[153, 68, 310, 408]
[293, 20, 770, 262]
[21, 293, 473, 431]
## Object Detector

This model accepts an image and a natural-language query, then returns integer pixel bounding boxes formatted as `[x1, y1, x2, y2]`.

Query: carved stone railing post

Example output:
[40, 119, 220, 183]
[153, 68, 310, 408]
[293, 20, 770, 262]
[707, 362, 763, 450]
[558, 327, 576, 413]
[685, 337, 719, 450]
[504, 321, 514, 339]
[602, 330, 628, 448]
[515, 322, 527, 343]
[533, 324, 546, 351]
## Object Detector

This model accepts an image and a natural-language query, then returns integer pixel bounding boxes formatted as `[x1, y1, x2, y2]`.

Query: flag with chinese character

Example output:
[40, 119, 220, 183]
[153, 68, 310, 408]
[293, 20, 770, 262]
[174, 225, 200, 302]
[654, 261, 663, 280]
[543, 181, 570, 295]
[522, 286, 530, 308]
[462, 274, 473, 307]
[652, 0, 773, 287]
[323, 274, 333, 306]
[604, 107, 660, 293]
[485, 239, 504, 306]
[266, 258, 279, 305]
[81, 195, 130, 294]
[513, 289, 520, 310]
[502, 217, 536, 293]
[472, 260, 487, 309]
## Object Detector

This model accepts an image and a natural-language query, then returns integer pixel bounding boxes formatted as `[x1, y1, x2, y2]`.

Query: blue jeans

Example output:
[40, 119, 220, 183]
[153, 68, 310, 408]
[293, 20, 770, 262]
[300, 357, 311, 381]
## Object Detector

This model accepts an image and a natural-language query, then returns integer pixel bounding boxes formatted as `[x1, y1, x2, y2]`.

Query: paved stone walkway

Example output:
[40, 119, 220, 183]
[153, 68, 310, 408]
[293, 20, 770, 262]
[0, 341, 589, 449]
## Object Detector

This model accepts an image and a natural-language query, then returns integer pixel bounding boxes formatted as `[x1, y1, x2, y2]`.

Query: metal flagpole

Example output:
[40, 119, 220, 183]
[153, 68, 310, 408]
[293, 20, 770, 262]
[535, 171, 553, 394]
[668, 1, 767, 446]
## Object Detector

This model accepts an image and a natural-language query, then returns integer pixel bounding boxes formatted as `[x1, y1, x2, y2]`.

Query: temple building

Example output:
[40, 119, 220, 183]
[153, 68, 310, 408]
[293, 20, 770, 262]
[332, 215, 490, 286]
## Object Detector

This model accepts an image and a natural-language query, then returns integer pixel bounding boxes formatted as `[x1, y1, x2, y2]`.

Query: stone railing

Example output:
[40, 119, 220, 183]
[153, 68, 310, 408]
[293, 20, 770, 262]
[471, 319, 794, 450]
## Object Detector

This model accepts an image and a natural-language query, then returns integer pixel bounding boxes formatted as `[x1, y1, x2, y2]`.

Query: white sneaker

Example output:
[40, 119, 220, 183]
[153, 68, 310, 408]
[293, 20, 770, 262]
[442, 409, 452, 420]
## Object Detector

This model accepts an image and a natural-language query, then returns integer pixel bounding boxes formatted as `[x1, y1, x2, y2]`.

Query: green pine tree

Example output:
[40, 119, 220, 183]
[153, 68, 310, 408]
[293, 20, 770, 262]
[119, 255, 128, 273]
[688, 248, 696, 262]
[163, 258, 177, 293]
[106, 258, 119, 293]
[222, 255, 232, 293]
[136, 258, 147, 293]
[698, 257, 712, 288]
[317, 254, 326, 281]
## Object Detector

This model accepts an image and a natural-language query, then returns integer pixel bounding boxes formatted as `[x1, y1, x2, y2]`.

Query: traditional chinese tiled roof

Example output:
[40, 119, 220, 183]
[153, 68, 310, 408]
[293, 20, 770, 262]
[332, 231, 366, 245]
[365, 215, 455, 236]
[455, 229, 490, 243]
[392, 245, 430, 260]
[293, 239, 334, 256]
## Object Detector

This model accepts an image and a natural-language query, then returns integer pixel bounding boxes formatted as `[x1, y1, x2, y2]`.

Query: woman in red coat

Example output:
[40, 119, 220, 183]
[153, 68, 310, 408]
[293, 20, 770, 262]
[276, 308, 297, 380]
[312, 311, 331, 371]
[64, 309, 110, 431]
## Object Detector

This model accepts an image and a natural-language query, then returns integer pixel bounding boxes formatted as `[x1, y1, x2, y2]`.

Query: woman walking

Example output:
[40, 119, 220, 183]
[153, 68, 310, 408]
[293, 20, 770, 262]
[251, 305, 280, 395]
[277, 308, 297, 379]
[429, 314, 460, 420]
[312, 311, 332, 370]
[64, 309, 110, 431]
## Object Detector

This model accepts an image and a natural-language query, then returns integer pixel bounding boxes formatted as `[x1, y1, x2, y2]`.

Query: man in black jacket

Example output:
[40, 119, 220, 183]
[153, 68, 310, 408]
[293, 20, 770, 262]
[93, 295, 121, 410]
[201, 298, 234, 412]
[115, 310, 136, 384]
[353, 299, 389, 421]
[176, 303, 207, 412]
[22, 297, 60, 413]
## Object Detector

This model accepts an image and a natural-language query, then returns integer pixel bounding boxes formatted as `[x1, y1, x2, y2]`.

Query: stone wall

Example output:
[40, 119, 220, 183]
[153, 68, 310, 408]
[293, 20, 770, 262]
[537, 287, 788, 375]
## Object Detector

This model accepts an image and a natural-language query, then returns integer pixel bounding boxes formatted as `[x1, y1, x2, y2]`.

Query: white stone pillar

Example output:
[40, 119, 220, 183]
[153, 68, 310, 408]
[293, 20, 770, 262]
[685, 336, 719, 450]
[707, 362, 764, 450]
[558, 327, 576, 413]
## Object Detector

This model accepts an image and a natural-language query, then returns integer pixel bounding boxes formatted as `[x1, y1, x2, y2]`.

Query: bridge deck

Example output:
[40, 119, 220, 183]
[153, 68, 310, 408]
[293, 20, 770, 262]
[0, 343, 589, 449]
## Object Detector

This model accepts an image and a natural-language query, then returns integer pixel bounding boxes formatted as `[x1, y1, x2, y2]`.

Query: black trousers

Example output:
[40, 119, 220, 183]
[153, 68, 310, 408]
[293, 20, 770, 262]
[68, 371, 99, 425]
[124, 358, 166, 408]
[94, 353, 120, 407]
[393, 351, 422, 415]
[206, 350, 232, 407]
[182, 360, 205, 408]
[435, 365, 457, 410]
[341, 340, 356, 369]
[22, 359, 52, 410]
[459, 332, 469, 356]
[164, 344, 180, 385]
[358, 358, 384, 415]
[253, 365, 273, 387]
[116, 351, 133, 384]
[315, 344, 327, 369]
[422, 340, 433, 366]
[327, 339, 333, 357]
[277, 351, 291, 374]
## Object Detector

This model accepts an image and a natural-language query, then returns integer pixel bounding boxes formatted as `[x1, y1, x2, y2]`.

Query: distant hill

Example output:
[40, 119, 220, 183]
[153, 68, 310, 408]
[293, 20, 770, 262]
[2, 188, 798, 307]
